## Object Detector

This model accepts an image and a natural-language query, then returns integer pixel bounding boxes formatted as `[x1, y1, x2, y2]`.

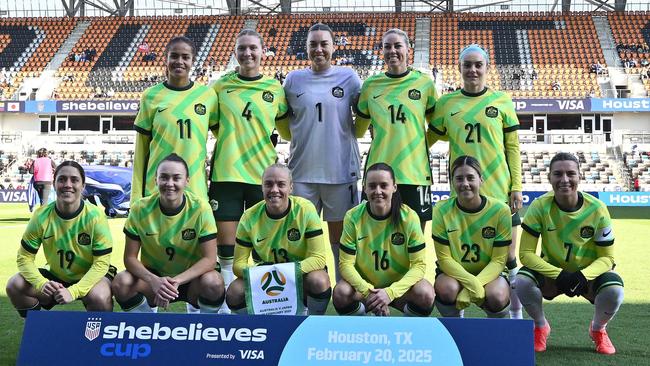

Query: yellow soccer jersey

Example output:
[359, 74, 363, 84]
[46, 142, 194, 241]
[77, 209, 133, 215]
[430, 88, 522, 202]
[340, 202, 426, 300]
[431, 195, 511, 276]
[521, 191, 614, 273]
[131, 81, 218, 204]
[21, 201, 113, 283]
[210, 72, 289, 184]
[124, 191, 217, 277]
[355, 69, 437, 185]
[234, 196, 326, 277]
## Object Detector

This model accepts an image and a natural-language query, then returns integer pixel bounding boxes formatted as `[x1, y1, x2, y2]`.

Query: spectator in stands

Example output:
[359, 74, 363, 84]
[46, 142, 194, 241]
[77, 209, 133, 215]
[332, 163, 434, 317]
[207, 29, 288, 312]
[268, 27, 277, 37]
[5, 161, 115, 318]
[113, 154, 224, 314]
[429, 43, 524, 319]
[432, 156, 511, 319]
[274, 67, 285, 83]
[106, 87, 115, 98]
[634, 177, 640, 192]
[31, 148, 56, 206]
[516, 152, 624, 354]
[531, 69, 538, 80]
[354, 28, 436, 231]
[286, 45, 293, 56]
[276, 22, 362, 281]
[552, 80, 561, 91]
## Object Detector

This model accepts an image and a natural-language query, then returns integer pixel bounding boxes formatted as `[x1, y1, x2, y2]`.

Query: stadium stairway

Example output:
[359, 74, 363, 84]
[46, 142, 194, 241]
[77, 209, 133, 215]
[113, 24, 152, 83]
[413, 17, 430, 69]
[190, 23, 221, 78]
[47, 20, 90, 71]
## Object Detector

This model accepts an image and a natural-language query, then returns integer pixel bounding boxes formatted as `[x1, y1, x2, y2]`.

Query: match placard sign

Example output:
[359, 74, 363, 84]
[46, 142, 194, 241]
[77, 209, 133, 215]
[18, 312, 534, 365]
[244, 262, 304, 315]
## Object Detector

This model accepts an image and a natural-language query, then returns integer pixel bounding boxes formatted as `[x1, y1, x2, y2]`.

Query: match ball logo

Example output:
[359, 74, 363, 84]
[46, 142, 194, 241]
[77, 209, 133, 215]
[85, 317, 102, 341]
[485, 106, 499, 118]
[260, 269, 286, 296]
[408, 89, 421, 100]
[78, 233, 91, 245]
[262, 91, 274, 103]
[482, 226, 496, 239]
[182, 229, 197, 240]
[194, 103, 206, 115]
[287, 228, 301, 241]
[580, 226, 595, 239]
[332, 86, 344, 98]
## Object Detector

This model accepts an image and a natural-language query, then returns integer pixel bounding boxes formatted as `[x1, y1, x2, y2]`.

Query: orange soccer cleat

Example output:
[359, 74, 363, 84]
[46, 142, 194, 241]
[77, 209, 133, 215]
[590, 323, 616, 355]
[533, 322, 551, 352]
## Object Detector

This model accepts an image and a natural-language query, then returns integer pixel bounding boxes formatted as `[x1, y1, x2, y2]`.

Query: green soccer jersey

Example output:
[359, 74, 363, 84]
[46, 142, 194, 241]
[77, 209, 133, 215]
[356, 69, 437, 185]
[431, 196, 511, 275]
[124, 191, 217, 277]
[430, 88, 521, 202]
[521, 191, 614, 272]
[21, 201, 113, 283]
[131, 81, 218, 203]
[235, 196, 324, 265]
[210, 72, 289, 184]
[340, 202, 426, 288]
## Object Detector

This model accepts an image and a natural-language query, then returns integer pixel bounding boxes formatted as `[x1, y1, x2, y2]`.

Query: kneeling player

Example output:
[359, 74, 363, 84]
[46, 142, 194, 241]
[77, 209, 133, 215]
[332, 163, 434, 316]
[432, 156, 511, 318]
[516, 152, 624, 354]
[6, 161, 115, 317]
[112, 154, 224, 313]
[226, 164, 331, 315]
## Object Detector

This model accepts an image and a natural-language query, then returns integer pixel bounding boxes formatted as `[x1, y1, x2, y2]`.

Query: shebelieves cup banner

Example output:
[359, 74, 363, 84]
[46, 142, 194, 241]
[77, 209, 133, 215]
[19, 312, 534, 365]
[244, 262, 304, 315]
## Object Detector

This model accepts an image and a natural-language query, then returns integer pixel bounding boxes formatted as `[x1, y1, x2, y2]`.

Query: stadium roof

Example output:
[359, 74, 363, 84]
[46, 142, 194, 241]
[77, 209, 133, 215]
[0, 0, 648, 17]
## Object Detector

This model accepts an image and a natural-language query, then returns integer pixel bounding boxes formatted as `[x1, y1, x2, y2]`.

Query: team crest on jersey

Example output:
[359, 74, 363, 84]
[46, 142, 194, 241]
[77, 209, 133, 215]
[485, 106, 499, 118]
[332, 86, 344, 98]
[580, 226, 595, 239]
[408, 89, 421, 100]
[78, 233, 91, 245]
[194, 103, 206, 115]
[262, 91, 274, 103]
[84, 317, 102, 341]
[182, 229, 197, 240]
[482, 227, 496, 239]
[287, 228, 301, 241]
[391, 232, 405, 245]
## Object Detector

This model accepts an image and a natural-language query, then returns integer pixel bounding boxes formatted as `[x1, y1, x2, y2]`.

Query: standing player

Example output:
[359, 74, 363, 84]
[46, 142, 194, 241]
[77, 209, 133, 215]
[209, 30, 288, 290]
[225, 164, 331, 315]
[278, 23, 362, 280]
[516, 152, 624, 354]
[6, 162, 114, 317]
[429, 44, 523, 318]
[113, 154, 224, 313]
[332, 163, 434, 317]
[131, 36, 218, 204]
[354, 28, 438, 230]
[432, 156, 511, 318]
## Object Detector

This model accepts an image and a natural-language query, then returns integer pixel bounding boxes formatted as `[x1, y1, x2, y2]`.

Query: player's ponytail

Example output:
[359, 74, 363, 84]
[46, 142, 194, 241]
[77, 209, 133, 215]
[366, 162, 402, 227]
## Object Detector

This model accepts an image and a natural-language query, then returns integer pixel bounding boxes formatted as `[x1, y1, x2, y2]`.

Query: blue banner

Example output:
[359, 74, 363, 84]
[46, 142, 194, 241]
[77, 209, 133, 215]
[0, 189, 28, 203]
[591, 98, 650, 112]
[19, 312, 534, 365]
[57, 100, 139, 113]
[598, 191, 650, 206]
[513, 98, 590, 113]
[25, 100, 57, 113]
[432, 191, 552, 205]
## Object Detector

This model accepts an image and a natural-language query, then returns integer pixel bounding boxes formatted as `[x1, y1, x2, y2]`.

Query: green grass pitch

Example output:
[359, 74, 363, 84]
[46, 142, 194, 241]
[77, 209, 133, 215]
[1, 202, 648, 365]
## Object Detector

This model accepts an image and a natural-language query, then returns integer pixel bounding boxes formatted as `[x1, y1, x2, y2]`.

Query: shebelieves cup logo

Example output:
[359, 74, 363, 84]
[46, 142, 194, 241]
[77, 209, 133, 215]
[85, 317, 102, 341]
[260, 269, 286, 296]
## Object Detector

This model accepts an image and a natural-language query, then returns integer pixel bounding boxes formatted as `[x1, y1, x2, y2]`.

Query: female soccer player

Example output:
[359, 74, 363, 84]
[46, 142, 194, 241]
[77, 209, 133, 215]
[277, 23, 362, 280]
[332, 163, 434, 317]
[6, 161, 114, 317]
[431, 156, 511, 318]
[225, 164, 330, 315]
[516, 152, 623, 354]
[131, 36, 218, 204]
[209, 30, 288, 288]
[429, 44, 523, 318]
[113, 154, 224, 313]
[354, 28, 437, 229]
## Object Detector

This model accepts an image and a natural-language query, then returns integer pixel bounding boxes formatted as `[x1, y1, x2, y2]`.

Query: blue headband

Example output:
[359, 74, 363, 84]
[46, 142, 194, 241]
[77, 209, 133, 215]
[459, 44, 489, 64]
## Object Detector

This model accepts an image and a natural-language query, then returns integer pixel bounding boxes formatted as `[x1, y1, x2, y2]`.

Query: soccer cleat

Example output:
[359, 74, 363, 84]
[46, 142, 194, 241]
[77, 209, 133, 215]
[590, 323, 616, 355]
[533, 323, 551, 352]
